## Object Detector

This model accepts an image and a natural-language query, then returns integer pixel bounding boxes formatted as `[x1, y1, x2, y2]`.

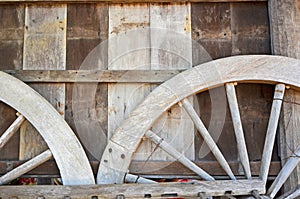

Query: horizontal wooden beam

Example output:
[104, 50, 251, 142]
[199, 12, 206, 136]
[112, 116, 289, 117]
[4, 70, 182, 83]
[0, 179, 265, 198]
[0, 160, 281, 176]
[0, 0, 267, 3]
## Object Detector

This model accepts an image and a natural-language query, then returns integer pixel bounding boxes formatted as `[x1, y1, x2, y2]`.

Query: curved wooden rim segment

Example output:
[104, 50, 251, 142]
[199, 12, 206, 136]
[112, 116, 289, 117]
[0, 71, 95, 185]
[97, 55, 300, 184]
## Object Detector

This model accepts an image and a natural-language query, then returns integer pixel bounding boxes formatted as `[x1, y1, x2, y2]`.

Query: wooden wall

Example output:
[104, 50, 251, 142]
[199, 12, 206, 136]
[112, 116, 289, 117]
[0, 1, 279, 177]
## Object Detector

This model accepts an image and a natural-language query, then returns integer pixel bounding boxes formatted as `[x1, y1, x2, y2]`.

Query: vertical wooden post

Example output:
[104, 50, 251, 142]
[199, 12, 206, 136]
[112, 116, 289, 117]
[269, 0, 300, 192]
[20, 5, 67, 160]
[148, 3, 194, 161]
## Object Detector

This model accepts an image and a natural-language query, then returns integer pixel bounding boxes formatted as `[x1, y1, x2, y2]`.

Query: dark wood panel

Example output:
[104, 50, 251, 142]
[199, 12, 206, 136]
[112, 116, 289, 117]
[231, 2, 270, 54]
[0, 4, 24, 161]
[66, 3, 108, 161]
[192, 2, 232, 61]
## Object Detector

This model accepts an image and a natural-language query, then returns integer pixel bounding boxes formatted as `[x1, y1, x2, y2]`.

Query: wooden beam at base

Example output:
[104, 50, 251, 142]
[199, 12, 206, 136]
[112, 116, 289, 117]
[0, 180, 265, 198]
[0, 0, 267, 3]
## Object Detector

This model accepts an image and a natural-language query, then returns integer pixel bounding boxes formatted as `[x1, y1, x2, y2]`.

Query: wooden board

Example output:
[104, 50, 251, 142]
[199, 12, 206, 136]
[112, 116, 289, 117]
[4, 70, 181, 83]
[107, 3, 151, 141]
[0, 4, 24, 161]
[97, 55, 300, 184]
[66, 3, 108, 161]
[0, 179, 265, 198]
[0, 0, 268, 3]
[269, 0, 300, 193]
[142, 2, 194, 161]
[20, 4, 67, 160]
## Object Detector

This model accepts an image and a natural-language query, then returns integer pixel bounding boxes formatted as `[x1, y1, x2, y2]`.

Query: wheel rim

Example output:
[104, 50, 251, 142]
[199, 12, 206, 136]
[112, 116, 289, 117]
[0, 71, 95, 185]
[97, 55, 300, 198]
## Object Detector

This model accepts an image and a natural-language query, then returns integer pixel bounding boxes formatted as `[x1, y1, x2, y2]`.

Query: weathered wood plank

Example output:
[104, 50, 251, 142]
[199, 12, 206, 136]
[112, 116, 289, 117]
[0, 180, 265, 198]
[4, 70, 182, 83]
[144, 2, 195, 161]
[20, 4, 67, 160]
[66, 3, 109, 161]
[0, 0, 268, 3]
[260, 84, 285, 183]
[97, 55, 300, 184]
[269, 0, 300, 194]
[230, 2, 270, 55]
[0, 4, 24, 161]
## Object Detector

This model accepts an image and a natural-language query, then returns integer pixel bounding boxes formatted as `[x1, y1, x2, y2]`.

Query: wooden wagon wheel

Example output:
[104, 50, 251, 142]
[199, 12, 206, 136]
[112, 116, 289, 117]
[0, 71, 95, 185]
[97, 55, 300, 198]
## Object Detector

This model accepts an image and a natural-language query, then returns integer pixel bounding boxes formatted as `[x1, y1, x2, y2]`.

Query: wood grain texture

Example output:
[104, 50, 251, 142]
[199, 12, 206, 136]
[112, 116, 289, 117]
[66, 3, 109, 161]
[269, 0, 300, 194]
[143, 2, 195, 161]
[20, 4, 67, 160]
[0, 179, 265, 198]
[4, 70, 181, 83]
[0, 71, 95, 185]
[97, 55, 300, 184]
[0, 0, 268, 3]
[0, 4, 25, 161]
[107, 3, 151, 147]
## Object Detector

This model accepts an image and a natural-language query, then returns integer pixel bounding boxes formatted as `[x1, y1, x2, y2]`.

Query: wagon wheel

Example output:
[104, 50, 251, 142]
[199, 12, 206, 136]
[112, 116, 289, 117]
[0, 71, 95, 185]
[97, 55, 300, 198]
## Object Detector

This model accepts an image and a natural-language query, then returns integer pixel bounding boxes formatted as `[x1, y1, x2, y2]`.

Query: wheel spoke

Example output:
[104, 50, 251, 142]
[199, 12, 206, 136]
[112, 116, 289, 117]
[145, 130, 214, 181]
[181, 98, 236, 180]
[260, 83, 285, 183]
[125, 173, 157, 184]
[0, 149, 52, 185]
[0, 113, 25, 149]
[225, 83, 251, 179]
[267, 146, 300, 198]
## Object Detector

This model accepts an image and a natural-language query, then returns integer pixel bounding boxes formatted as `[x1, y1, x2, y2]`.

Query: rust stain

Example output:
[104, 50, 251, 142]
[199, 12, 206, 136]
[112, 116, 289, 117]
[110, 22, 149, 35]
[184, 15, 191, 33]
